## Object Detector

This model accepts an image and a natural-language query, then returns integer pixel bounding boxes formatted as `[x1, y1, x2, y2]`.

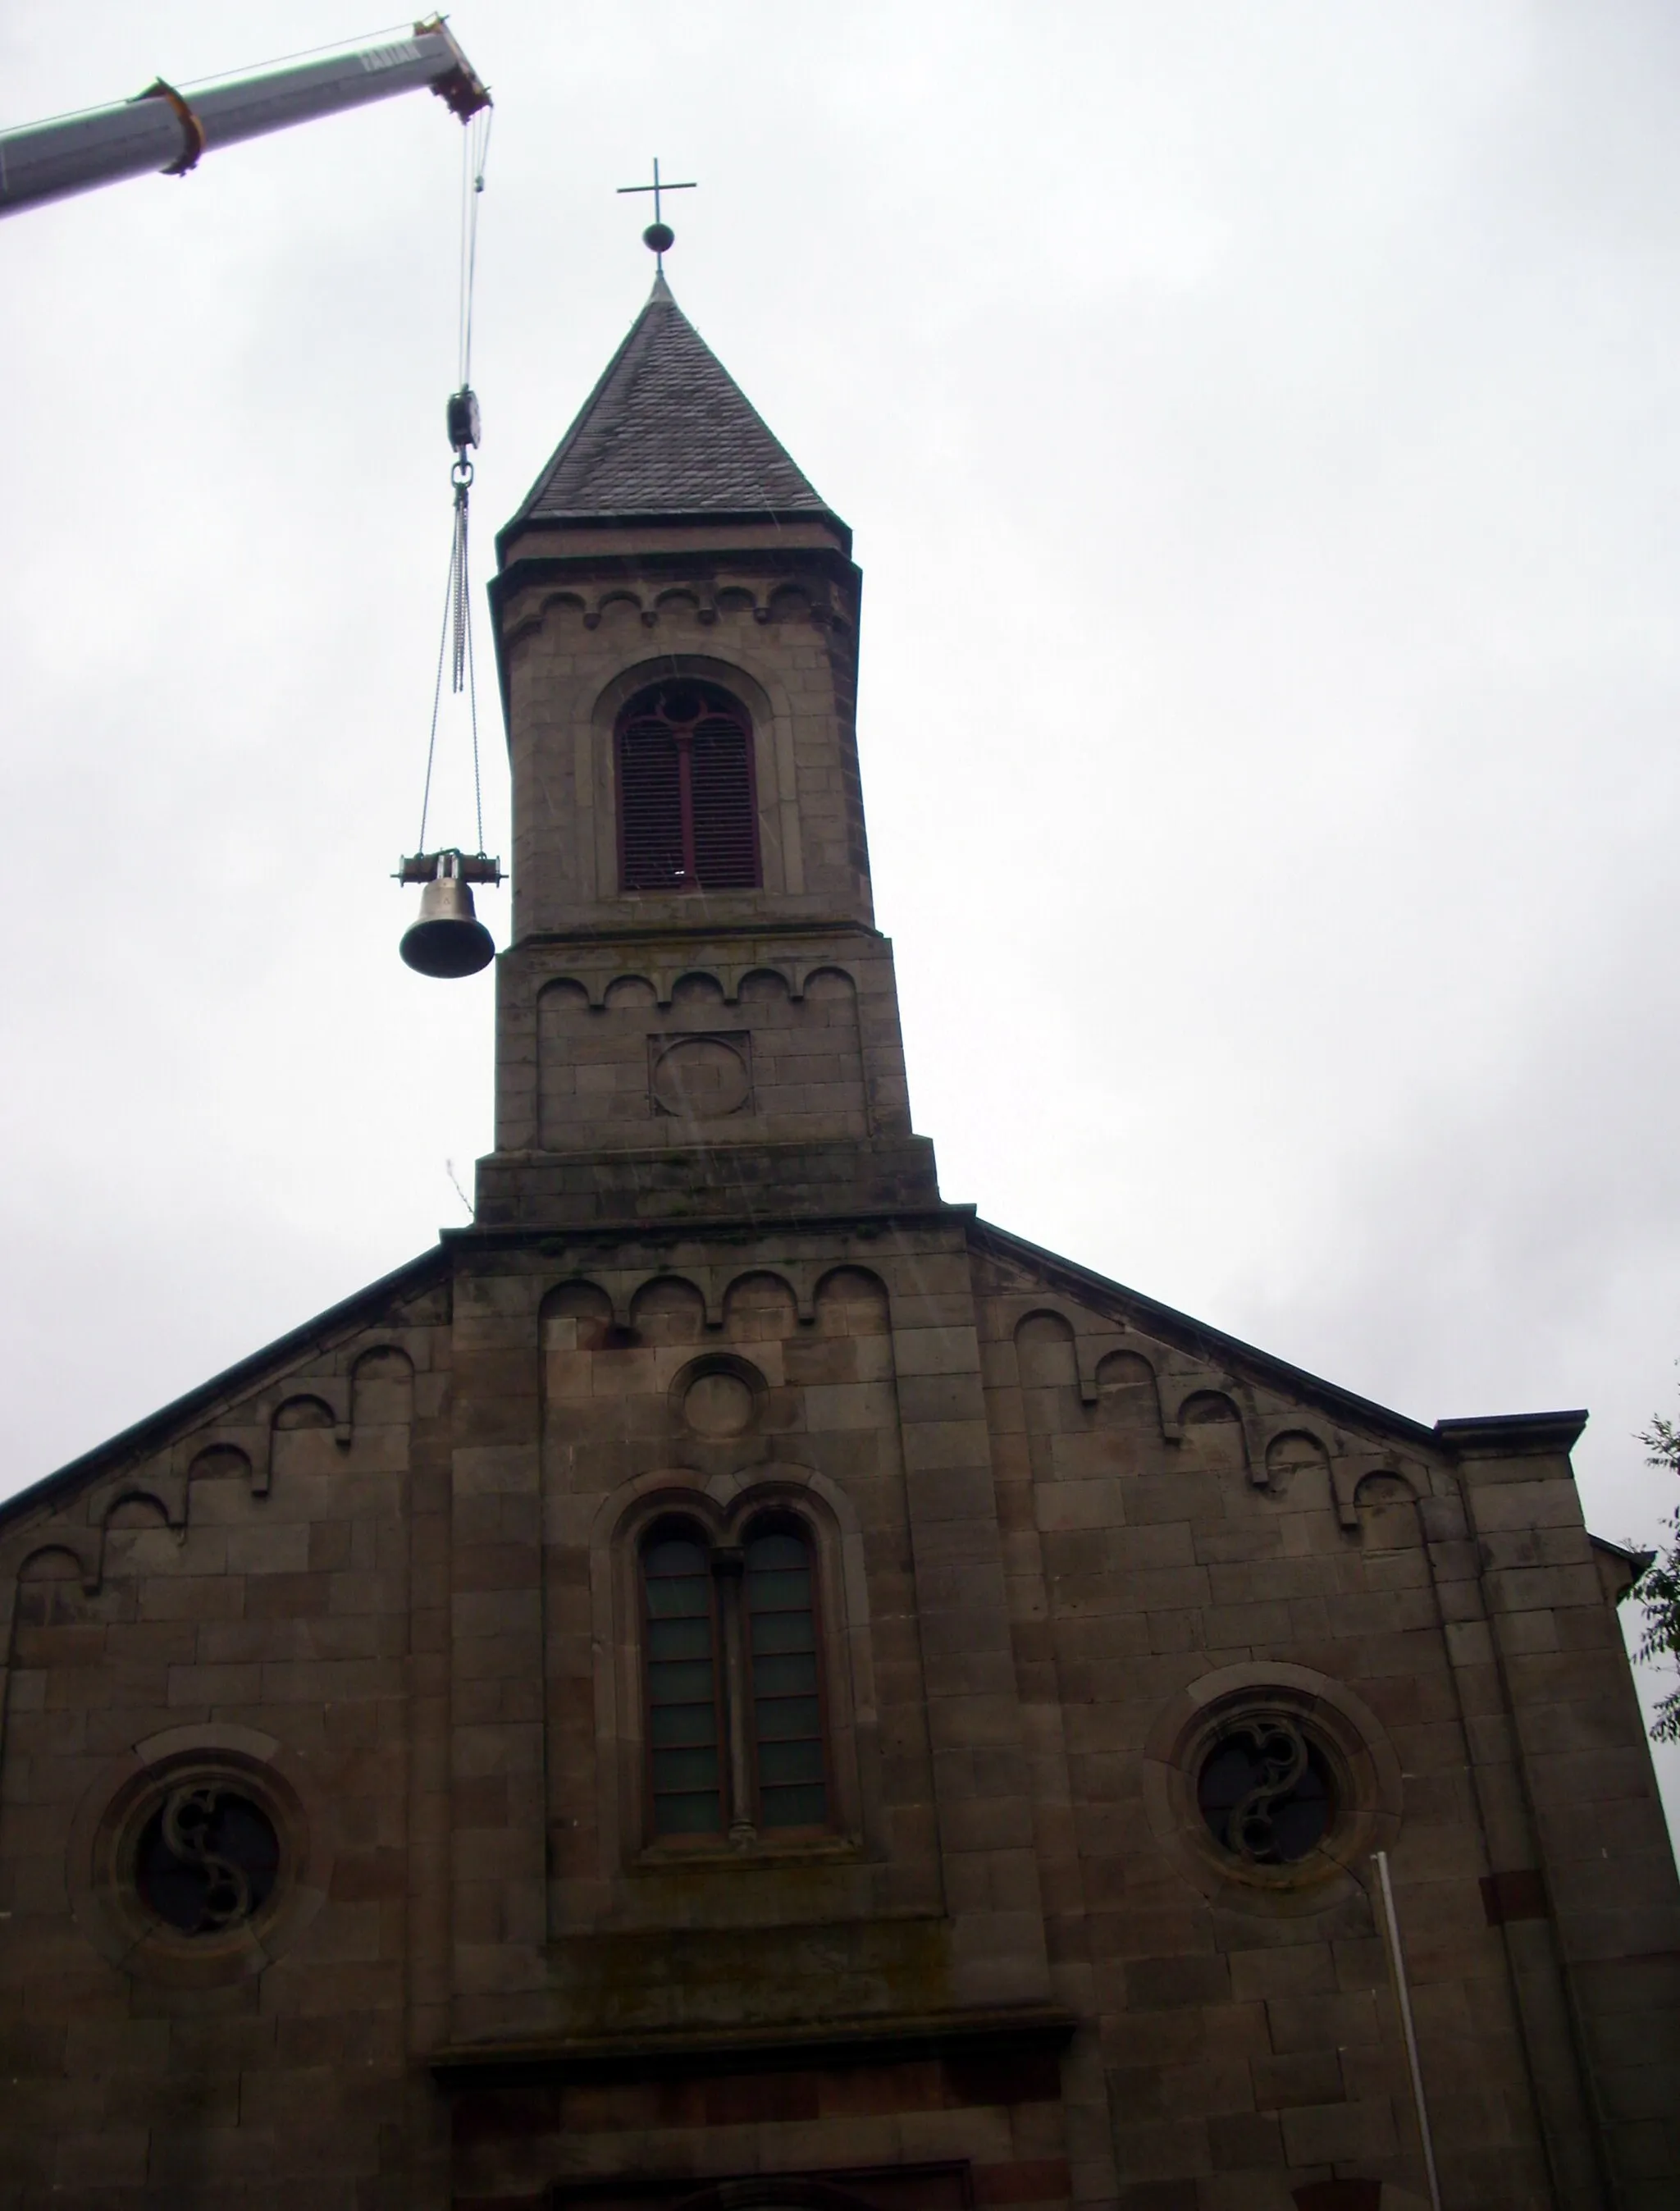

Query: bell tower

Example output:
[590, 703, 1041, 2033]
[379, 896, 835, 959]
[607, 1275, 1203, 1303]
[477, 269, 938, 1227]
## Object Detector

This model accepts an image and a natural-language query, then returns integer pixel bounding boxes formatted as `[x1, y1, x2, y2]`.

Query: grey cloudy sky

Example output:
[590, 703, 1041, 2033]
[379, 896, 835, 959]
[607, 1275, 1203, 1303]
[4, 2, 1678, 1825]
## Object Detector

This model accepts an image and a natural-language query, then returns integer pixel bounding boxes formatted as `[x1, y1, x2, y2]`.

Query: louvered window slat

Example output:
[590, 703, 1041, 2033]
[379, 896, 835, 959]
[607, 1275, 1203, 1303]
[617, 683, 760, 892]
[689, 718, 758, 888]
[619, 720, 686, 889]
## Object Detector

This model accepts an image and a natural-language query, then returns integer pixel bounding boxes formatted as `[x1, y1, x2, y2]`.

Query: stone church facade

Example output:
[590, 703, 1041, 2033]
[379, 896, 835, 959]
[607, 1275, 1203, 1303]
[1, 275, 1675, 2211]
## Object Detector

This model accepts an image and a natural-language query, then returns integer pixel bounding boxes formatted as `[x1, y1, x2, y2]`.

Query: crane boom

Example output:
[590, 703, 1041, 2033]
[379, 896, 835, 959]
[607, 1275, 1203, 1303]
[0, 17, 489, 218]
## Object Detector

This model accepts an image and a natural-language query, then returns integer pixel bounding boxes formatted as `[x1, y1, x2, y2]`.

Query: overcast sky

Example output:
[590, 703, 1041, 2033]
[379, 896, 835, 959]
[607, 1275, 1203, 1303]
[4, 2, 1678, 1825]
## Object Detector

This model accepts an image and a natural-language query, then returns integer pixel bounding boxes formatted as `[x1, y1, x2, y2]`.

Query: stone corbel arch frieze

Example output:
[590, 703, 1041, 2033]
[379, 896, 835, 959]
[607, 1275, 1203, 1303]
[162, 1381, 352, 1500]
[161, 1335, 416, 1500]
[542, 1263, 833, 1339]
[1003, 1297, 1420, 1533]
[1165, 1387, 1415, 1527]
[1006, 1296, 1139, 1405]
[512, 574, 850, 641]
[0, 1533, 106, 1766]
[532, 959, 812, 1013]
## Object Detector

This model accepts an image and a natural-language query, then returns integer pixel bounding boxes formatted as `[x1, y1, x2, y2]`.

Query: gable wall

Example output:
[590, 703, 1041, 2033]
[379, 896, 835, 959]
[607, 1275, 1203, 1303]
[1, 1236, 1675, 2211]
[0, 1286, 451, 2211]
[971, 1245, 1560, 2211]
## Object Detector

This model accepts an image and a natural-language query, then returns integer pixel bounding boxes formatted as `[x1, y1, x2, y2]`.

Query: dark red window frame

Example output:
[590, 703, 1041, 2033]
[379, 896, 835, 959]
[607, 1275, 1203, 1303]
[616, 680, 760, 893]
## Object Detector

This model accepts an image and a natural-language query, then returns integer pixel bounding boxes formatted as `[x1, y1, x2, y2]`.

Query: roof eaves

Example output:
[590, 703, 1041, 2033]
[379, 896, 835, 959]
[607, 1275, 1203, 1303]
[501, 505, 852, 557]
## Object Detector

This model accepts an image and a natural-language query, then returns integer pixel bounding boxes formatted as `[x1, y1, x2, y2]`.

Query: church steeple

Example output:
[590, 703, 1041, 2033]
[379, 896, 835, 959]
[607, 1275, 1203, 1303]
[477, 275, 935, 1229]
[500, 274, 847, 546]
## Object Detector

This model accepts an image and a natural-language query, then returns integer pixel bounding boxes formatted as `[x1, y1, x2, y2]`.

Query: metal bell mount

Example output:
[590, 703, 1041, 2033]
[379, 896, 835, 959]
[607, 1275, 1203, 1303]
[397, 848, 502, 978]
[397, 113, 498, 983]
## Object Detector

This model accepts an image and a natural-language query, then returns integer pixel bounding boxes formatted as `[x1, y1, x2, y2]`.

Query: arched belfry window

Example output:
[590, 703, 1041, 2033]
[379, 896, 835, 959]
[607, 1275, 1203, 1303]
[639, 1516, 829, 1843]
[617, 680, 760, 892]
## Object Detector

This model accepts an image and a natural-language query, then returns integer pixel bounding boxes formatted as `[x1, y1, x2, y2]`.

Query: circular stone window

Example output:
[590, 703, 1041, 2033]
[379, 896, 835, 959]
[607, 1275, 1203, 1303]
[135, 1784, 281, 1936]
[69, 1729, 326, 1986]
[1196, 1711, 1336, 1866]
[1141, 1665, 1402, 1911]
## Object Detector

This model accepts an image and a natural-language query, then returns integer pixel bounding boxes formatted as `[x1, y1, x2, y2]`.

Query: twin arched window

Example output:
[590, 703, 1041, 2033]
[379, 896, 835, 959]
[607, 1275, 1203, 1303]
[643, 1520, 828, 1839]
[617, 680, 760, 893]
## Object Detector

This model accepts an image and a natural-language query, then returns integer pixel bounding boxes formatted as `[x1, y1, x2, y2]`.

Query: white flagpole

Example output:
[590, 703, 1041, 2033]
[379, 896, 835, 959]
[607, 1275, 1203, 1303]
[1373, 1848, 1444, 2211]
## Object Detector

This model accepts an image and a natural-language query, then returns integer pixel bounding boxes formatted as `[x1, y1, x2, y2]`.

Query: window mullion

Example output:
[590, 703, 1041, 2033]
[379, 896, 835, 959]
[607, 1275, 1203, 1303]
[711, 1547, 756, 1842]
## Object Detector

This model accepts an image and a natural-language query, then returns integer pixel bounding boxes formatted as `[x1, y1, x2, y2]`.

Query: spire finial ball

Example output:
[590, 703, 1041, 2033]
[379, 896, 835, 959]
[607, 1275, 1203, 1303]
[643, 221, 674, 255]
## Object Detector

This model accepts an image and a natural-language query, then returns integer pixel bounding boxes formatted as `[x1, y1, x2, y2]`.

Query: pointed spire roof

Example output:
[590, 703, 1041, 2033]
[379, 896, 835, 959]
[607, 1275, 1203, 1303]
[503, 274, 845, 546]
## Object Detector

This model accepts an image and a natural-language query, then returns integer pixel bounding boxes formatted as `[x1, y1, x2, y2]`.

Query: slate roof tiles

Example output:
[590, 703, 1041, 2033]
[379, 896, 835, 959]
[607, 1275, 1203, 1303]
[507, 272, 839, 532]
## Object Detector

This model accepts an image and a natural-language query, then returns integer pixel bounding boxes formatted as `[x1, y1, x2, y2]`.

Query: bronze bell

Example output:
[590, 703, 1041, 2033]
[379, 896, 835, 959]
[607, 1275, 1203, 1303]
[399, 861, 495, 978]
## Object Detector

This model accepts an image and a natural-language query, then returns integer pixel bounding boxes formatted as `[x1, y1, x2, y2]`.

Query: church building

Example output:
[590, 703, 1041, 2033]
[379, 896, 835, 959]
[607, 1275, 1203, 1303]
[1, 265, 1676, 2211]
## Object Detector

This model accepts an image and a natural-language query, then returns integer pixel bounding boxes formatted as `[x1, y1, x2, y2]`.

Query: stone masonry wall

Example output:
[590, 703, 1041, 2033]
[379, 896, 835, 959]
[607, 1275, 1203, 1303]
[496, 564, 870, 939]
[970, 1236, 1680, 2211]
[433, 1218, 1070, 2204]
[0, 1281, 451, 2211]
[2, 1221, 1674, 2211]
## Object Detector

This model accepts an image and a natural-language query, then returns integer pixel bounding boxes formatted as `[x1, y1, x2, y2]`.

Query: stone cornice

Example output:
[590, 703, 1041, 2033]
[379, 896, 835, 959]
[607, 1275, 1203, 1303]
[429, 2002, 1077, 2088]
[1434, 1409, 1589, 1457]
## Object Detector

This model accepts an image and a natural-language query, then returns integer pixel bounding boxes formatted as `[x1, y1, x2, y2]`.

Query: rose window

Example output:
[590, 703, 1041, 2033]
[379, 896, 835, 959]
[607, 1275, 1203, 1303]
[135, 1784, 281, 1935]
[1196, 1711, 1336, 1866]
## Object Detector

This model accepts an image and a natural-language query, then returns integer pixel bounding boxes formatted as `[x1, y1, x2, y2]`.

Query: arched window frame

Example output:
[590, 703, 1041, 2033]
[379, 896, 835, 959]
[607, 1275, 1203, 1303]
[633, 1508, 835, 1848]
[615, 678, 761, 894]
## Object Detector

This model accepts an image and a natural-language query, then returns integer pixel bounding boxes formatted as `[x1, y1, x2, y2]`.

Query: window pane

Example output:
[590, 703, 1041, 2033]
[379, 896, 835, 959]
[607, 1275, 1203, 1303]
[746, 1568, 811, 1612]
[646, 1615, 712, 1661]
[760, 1783, 827, 1828]
[646, 1578, 711, 1622]
[649, 1745, 719, 1792]
[646, 1538, 708, 1576]
[650, 1697, 716, 1751]
[751, 1651, 819, 1698]
[745, 1533, 806, 1571]
[745, 1530, 827, 1830]
[756, 1738, 825, 1784]
[657, 1791, 724, 1834]
[748, 1610, 815, 1656]
[755, 1695, 821, 1743]
[644, 1536, 722, 1837]
[649, 1702, 715, 1747]
[647, 1656, 715, 1700]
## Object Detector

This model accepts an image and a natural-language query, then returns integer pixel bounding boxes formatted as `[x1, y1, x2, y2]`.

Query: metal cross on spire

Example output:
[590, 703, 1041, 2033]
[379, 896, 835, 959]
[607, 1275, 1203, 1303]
[617, 157, 695, 267]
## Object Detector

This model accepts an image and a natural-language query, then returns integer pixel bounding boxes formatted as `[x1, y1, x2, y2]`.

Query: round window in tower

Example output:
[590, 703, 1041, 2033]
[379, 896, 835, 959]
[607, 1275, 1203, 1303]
[1196, 1711, 1337, 1866]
